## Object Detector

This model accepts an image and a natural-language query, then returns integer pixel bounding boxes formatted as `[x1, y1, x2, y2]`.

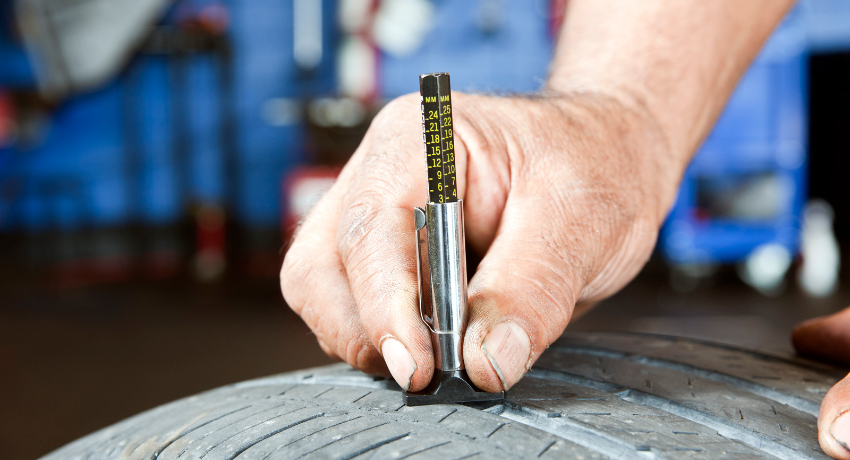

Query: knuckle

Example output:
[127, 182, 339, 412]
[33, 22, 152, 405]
[280, 242, 313, 313]
[336, 195, 416, 308]
[336, 196, 382, 261]
[337, 183, 407, 261]
[341, 333, 378, 372]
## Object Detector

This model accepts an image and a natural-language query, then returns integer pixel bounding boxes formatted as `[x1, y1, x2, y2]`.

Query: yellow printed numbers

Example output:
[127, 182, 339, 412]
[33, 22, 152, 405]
[420, 74, 457, 203]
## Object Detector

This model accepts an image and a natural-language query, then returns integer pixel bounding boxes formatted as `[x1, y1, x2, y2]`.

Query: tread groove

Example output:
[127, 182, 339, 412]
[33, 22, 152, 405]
[527, 368, 811, 459]
[485, 423, 505, 438]
[350, 391, 372, 404]
[228, 413, 325, 460]
[260, 416, 364, 460]
[438, 409, 457, 423]
[150, 405, 252, 460]
[313, 387, 335, 399]
[397, 441, 451, 459]
[296, 422, 390, 458]
[195, 405, 308, 459]
[552, 344, 821, 416]
[537, 441, 556, 457]
[341, 432, 410, 460]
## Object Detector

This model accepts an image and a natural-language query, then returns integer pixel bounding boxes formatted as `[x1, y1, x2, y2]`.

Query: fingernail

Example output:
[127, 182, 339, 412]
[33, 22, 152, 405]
[481, 322, 532, 391]
[381, 338, 416, 391]
[831, 409, 850, 452]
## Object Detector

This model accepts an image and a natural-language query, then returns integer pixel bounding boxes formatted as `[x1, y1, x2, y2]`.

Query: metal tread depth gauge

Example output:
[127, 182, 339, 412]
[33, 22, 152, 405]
[404, 73, 505, 406]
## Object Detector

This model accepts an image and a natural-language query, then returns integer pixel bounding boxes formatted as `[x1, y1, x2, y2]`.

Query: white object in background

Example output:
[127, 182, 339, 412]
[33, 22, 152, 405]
[261, 98, 301, 127]
[476, 0, 504, 34]
[373, 0, 434, 57]
[291, 177, 336, 220]
[738, 243, 792, 296]
[294, 0, 323, 70]
[338, 0, 374, 33]
[308, 98, 366, 127]
[798, 199, 841, 297]
[338, 36, 377, 99]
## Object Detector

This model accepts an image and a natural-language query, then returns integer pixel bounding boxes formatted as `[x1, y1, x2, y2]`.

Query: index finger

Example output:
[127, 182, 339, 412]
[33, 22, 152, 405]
[334, 94, 466, 391]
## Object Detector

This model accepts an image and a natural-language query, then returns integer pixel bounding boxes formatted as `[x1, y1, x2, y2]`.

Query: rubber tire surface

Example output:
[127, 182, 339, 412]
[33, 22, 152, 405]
[41, 331, 848, 460]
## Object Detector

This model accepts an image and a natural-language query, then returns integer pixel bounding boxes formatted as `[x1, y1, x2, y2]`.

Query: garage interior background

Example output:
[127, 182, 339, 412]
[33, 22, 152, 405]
[2, 0, 850, 458]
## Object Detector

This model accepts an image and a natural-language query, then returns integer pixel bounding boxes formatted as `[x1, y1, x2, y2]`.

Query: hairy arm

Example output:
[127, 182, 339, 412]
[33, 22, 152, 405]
[550, 0, 794, 215]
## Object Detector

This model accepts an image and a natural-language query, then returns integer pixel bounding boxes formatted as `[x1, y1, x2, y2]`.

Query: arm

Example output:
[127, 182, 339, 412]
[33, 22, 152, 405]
[551, 0, 792, 168]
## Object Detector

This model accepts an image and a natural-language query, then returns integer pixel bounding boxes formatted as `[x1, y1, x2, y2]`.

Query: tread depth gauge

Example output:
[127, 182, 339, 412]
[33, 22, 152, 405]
[404, 73, 505, 405]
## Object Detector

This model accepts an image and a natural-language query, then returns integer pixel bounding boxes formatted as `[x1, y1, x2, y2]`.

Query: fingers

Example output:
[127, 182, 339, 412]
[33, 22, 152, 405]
[333, 96, 440, 391]
[818, 373, 850, 459]
[281, 176, 387, 375]
[793, 306, 850, 366]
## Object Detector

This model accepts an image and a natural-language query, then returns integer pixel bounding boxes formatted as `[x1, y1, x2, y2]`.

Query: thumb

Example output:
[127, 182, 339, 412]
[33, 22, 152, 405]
[793, 307, 850, 458]
[816, 373, 850, 459]
[792, 308, 850, 458]
[462, 194, 588, 392]
[462, 184, 656, 392]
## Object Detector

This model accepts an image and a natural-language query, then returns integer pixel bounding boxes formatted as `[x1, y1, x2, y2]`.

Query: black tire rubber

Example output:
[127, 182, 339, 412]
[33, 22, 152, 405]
[40, 331, 848, 460]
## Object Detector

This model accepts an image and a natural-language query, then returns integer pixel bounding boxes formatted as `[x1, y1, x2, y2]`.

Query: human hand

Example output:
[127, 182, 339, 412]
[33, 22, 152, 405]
[793, 307, 850, 458]
[281, 91, 680, 393]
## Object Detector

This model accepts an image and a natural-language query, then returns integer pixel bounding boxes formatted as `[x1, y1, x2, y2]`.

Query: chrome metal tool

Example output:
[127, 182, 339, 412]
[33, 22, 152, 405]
[403, 73, 505, 406]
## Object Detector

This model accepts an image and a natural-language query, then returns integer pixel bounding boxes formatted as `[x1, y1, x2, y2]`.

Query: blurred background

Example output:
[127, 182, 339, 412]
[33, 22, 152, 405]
[2, 0, 850, 458]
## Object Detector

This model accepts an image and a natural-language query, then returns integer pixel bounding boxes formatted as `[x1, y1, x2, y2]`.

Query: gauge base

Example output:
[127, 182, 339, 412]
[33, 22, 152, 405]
[403, 370, 505, 406]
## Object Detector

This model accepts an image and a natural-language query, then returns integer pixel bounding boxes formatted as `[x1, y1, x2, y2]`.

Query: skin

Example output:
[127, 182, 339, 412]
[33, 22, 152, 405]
[282, 0, 850, 458]
[794, 309, 850, 458]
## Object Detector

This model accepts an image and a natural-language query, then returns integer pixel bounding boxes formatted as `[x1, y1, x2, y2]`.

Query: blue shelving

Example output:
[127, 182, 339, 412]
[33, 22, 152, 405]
[0, 0, 847, 268]
[660, 6, 808, 264]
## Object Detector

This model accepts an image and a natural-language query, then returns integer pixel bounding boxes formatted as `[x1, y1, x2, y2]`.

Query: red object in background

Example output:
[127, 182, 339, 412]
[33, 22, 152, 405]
[549, 0, 568, 39]
[198, 2, 230, 34]
[282, 167, 341, 242]
[364, 0, 382, 106]
[50, 255, 133, 289]
[175, 1, 230, 35]
[0, 91, 14, 147]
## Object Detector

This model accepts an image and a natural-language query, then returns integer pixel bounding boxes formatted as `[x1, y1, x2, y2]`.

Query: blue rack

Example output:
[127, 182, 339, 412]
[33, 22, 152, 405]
[660, 6, 808, 264]
[1, 0, 846, 268]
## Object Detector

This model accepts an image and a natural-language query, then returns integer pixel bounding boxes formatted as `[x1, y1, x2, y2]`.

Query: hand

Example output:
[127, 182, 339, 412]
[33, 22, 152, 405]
[793, 307, 850, 458]
[281, 91, 678, 392]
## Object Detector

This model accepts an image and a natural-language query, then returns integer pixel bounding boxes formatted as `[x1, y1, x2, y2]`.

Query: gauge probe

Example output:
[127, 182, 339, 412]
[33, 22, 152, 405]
[403, 73, 506, 406]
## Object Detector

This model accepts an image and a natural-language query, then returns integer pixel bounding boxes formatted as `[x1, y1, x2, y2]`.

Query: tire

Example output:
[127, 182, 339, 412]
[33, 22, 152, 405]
[40, 331, 847, 460]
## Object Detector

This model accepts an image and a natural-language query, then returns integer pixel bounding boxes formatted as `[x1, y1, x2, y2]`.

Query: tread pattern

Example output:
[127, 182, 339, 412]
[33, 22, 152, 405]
[40, 331, 847, 460]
